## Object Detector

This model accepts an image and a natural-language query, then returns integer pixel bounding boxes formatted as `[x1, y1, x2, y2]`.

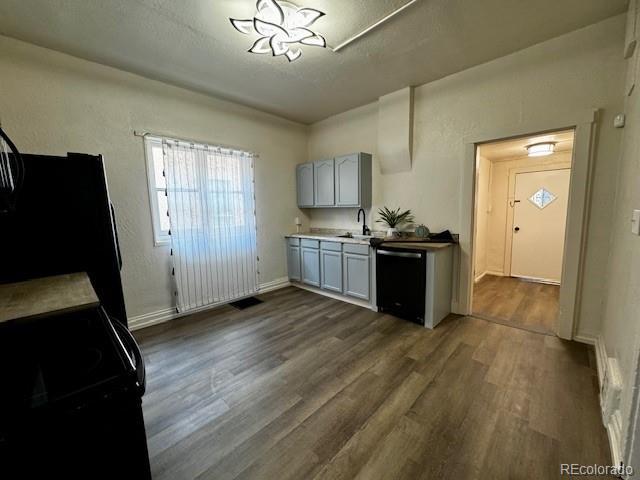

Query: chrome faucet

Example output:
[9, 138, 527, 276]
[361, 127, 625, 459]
[357, 208, 370, 236]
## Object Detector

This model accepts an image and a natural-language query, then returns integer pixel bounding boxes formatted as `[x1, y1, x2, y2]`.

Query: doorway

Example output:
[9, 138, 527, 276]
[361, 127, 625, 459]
[471, 129, 575, 335]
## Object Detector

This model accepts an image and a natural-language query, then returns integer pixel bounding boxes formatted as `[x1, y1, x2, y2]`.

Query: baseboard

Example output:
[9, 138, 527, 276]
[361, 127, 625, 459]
[128, 307, 178, 331]
[291, 282, 375, 311]
[474, 271, 488, 283]
[512, 274, 560, 286]
[258, 277, 291, 294]
[128, 277, 290, 331]
[573, 334, 597, 345]
[593, 335, 625, 467]
[485, 270, 504, 276]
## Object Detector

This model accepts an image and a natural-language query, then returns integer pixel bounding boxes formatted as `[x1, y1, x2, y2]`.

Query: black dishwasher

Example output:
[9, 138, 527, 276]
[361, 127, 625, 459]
[376, 248, 427, 325]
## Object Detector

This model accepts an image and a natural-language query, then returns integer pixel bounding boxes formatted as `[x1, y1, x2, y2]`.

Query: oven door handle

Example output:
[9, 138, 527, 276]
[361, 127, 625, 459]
[111, 318, 146, 396]
[377, 250, 423, 259]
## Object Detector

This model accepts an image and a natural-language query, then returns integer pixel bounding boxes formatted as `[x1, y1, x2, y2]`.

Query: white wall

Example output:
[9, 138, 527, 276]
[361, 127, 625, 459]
[473, 154, 491, 280]
[307, 16, 625, 338]
[0, 35, 309, 320]
[601, 2, 640, 466]
[484, 152, 572, 275]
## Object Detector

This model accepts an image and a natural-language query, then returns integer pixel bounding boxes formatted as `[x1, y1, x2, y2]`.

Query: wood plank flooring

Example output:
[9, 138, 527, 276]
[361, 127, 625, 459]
[134, 286, 608, 480]
[472, 275, 559, 335]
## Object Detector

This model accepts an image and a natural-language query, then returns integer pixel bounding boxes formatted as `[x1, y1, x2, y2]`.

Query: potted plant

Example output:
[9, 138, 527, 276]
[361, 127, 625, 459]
[376, 207, 415, 237]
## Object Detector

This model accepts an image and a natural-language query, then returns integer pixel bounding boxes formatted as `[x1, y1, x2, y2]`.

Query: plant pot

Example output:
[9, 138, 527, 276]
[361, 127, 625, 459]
[386, 227, 399, 237]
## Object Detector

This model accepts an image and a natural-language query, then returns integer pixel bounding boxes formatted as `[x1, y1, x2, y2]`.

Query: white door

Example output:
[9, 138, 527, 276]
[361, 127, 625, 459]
[510, 169, 571, 283]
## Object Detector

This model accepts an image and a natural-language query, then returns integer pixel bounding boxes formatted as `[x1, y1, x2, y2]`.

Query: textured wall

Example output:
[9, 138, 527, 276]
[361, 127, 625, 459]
[307, 16, 626, 338]
[601, 3, 640, 463]
[0, 35, 309, 319]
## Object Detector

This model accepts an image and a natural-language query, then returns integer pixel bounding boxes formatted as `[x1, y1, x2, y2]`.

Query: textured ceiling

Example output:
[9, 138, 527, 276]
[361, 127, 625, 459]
[0, 0, 628, 124]
[479, 130, 575, 162]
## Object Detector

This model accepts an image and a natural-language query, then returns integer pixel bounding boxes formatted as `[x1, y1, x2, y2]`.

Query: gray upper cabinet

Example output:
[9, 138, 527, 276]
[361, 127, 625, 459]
[297, 153, 371, 208]
[313, 159, 335, 206]
[335, 154, 361, 206]
[296, 163, 314, 207]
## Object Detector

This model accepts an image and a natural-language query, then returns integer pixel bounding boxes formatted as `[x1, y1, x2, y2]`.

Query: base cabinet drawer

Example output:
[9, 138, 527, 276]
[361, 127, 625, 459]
[301, 247, 321, 287]
[287, 245, 301, 281]
[343, 253, 370, 300]
[321, 250, 343, 293]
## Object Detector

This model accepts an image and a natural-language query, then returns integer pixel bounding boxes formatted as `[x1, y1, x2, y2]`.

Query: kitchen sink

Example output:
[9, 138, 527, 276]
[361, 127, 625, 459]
[337, 234, 373, 240]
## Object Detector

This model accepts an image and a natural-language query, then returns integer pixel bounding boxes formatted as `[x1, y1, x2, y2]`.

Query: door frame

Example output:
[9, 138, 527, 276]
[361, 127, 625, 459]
[504, 164, 572, 281]
[458, 108, 599, 339]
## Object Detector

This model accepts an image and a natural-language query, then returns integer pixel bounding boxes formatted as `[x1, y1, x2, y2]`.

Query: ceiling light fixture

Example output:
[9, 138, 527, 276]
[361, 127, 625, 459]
[526, 142, 556, 157]
[230, 0, 326, 63]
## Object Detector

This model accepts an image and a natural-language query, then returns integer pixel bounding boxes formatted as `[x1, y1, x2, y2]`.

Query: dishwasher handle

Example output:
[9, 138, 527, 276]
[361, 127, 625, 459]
[377, 249, 423, 259]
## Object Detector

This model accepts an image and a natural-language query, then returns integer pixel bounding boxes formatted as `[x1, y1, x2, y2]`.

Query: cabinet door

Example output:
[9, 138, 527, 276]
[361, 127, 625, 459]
[313, 159, 335, 206]
[287, 245, 301, 281]
[301, 247, 321, 287]
[343, 253, 370, 300]
[296, 163, 314, 207]
[335, 154, 360, 206]
[321, 250, 343, 293]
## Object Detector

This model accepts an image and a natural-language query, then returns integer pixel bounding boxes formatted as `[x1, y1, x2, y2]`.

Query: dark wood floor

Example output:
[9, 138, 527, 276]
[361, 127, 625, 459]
[134, 287, 608, 480]
[472, 275, 560, 335]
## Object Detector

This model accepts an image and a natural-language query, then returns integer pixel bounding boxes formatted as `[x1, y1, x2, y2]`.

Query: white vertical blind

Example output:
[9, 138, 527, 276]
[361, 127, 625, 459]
[161, 137, 258, 313]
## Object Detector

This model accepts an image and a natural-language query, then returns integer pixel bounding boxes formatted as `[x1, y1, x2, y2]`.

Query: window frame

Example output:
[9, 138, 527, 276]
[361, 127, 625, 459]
[144, 137, 171, 246]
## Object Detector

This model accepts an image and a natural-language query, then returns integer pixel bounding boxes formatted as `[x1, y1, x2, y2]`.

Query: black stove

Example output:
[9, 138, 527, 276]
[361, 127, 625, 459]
[0, 307, 151, 479]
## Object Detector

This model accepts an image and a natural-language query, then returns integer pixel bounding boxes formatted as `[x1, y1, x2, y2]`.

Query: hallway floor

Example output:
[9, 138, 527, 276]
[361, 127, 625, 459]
[472, 275, 559, 335]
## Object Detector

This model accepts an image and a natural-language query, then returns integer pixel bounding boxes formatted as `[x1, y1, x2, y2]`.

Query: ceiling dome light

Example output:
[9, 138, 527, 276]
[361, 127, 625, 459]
[526, 142, 556, 157]
[230, 0, 326, 63]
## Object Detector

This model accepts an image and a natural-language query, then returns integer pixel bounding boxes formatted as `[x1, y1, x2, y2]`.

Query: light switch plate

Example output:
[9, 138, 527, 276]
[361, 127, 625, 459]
[633, 210, 640, 235]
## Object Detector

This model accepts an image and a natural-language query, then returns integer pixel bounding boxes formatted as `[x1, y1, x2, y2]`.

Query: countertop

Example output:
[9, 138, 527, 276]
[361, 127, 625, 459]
[285, 232, 373, 245]
[379, 242, 453, 251]
[286, 233, 454, 250]
[0, 272, 100, 325]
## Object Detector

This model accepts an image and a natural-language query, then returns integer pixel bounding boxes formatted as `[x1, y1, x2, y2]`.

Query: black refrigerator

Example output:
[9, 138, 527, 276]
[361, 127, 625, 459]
[0, 152, 152, 479]
[0, 152, 128, 326]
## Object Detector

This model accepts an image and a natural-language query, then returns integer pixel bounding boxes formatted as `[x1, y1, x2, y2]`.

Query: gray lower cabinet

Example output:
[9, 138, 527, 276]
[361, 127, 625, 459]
[301, 247, 321, 287]
[313, 159, 335, 206]
[287, 245, 301, 281]
[296, 163, 314, 207]
[321, 250, 343, 293]
[343, 253, 370, 300]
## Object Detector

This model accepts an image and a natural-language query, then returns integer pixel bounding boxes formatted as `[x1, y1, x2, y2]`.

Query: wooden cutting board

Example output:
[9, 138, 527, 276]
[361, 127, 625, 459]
[0, 272, 99, 325]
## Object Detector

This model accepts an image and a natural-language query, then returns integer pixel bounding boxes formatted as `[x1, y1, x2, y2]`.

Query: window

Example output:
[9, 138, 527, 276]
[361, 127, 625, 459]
[529, 187, 557, 210]
[143, 134, 259, 312]
[145, 138, 171, 245]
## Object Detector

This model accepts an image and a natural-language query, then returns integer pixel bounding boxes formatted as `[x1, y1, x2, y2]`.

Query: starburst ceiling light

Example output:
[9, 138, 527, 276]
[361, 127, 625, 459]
[230, 0, 326, 62]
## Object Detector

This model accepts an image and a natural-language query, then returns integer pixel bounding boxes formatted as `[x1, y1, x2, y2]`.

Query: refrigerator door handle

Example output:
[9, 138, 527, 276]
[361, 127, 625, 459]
[110, 203, 123, 270]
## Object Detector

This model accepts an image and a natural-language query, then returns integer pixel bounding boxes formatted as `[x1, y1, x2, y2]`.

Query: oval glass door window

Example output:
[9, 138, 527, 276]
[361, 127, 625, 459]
[529, 188, 556, 209]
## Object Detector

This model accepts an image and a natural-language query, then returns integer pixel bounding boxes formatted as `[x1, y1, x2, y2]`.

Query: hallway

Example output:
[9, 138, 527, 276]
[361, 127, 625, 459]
[472, 275, 559, 335]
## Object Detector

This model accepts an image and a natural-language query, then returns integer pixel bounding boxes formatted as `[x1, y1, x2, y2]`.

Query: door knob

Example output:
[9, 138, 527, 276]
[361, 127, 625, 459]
[514, 226, 520, 232]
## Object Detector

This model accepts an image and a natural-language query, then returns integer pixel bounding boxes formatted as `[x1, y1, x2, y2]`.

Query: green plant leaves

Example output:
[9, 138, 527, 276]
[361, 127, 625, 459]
[376, 206, 414, 228]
